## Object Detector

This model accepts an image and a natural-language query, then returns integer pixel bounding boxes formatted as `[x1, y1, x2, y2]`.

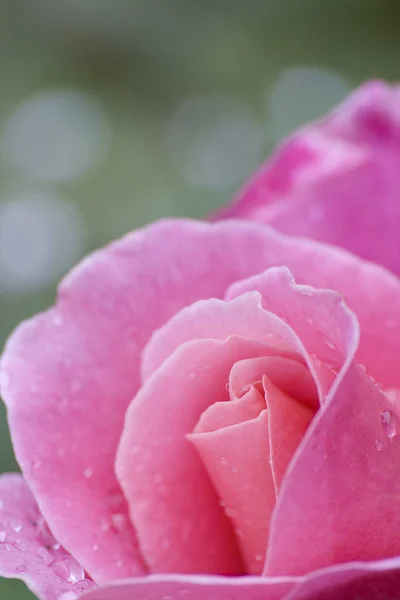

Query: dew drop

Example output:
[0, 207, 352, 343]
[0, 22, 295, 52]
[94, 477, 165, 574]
[381, 410, 397, 439]
[84, 468, 93, 478]
[74, 579, 95, 592]
[231, 465, 238, 473]
[220, 457, 228, 466]
[225, 507, 238, 518]
[51, 557, 84, 583]
[375, 439, 384, 451]
[111, 513, 126, 531]
[92, 544, 99, 551]
[255, 554, 263, 562]
[10, 519, 22, 533]
[359, 364, 367, 373]
[16, 565, 28, 574]
[0, 523, 6, 543]
[225, 382, 230, 392]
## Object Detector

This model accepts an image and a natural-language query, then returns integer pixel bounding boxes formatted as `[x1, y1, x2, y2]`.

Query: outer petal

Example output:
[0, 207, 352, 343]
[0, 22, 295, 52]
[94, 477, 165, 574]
[0, 474, 91, 600]
[81, 574, 297, 600]
[142, 223, 400, 390]
[266, 362, 400, 576]
[218, 80, 400, 276]
[0, 219, 327, 581]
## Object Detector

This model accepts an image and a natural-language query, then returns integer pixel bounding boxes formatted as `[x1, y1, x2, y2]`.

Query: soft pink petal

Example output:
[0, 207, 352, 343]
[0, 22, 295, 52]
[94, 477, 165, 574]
[1, 219, 338, 582]
[218, 80, 400, 277]
[81, 574, 297, 600]
[194, 386, 265, 433]
[264, 377, 314, 491]
[3, 219, 400, 581]
[266, 362, 400, 576]
[0, 474, 93, 600]
[142, 223, 400, 390]
[190, 410, 273, 575]
[228, 356, 318, 409]
[117, 335, 279, 576]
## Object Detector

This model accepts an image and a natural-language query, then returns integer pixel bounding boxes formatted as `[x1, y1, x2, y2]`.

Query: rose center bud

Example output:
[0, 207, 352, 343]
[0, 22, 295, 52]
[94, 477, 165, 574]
[188, 355, 318, 575]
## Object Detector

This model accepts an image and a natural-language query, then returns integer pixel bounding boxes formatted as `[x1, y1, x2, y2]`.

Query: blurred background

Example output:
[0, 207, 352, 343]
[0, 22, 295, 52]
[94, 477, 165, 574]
[0, 0, 399, 597]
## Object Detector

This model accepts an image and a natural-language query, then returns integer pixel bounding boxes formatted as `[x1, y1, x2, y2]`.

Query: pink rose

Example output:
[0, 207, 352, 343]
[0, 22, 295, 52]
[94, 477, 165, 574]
[218, 80, 400, 277]
[2, 85, 400, 600]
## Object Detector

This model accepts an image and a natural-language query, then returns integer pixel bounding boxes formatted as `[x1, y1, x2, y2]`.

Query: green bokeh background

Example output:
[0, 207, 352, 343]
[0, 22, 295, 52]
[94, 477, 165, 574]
[0, 1, 399, 598]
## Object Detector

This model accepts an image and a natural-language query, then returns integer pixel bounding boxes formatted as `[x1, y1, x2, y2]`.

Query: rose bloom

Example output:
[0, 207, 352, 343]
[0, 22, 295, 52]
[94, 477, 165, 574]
[1, 81, 400, 600]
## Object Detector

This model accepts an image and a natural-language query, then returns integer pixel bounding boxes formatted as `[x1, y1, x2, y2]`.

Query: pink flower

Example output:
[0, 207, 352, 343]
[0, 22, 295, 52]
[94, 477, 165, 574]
[2, 85, 400, 600]
[218, 80, 400, 276]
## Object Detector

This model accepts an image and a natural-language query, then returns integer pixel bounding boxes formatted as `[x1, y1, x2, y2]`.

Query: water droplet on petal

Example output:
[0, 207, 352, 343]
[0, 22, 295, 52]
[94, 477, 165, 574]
[0, 523, 6, 543]
[36, 522, 60, 550]
[53, 314, 63, 326]
[74, 579, 95, 592]
[111, 513, 126, 531]
[225, 507, 238, 518]
[255, 554, 263, 562]
[84, 468, 93, 478]
[10, 519, 22, 533]
[359, 363, 367, 372]
[51, 557, 84, 583]
[16, 565, 28, 573]
[220, 457, 228, 466]
[231, 465, 238, 473]
[381, 410, 398, 439]
[375, 439, 384, 451]
[92, 544, 99, 551]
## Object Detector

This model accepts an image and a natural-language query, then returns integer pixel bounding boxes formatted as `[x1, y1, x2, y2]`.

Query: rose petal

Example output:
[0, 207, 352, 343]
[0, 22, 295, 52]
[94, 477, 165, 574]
[142, 222, 400, 390]
[0, 219, 328, 581]
[266, 362, 400, 576]
[190, 410, 273, 575]
[117, 334, 277, 576]
[80, 574, 297, 600]
[218, 80, 400, 277]
[3, 219, 400, 579]
[264, 376, 314, 491]
[0, 474, 87, 600]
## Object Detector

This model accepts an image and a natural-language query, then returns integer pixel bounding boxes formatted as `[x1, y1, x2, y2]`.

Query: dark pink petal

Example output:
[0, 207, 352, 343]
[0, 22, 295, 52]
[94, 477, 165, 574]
[190, 411, 273, 575]
[287, 557, 400, 600]
[266, 362, 400, 576]
[81, 574, 297, 600]
[264, 377, 314, 491]
[0, 474, 92, 600]
[117, 335, 276, 575]
[218, 80, 400, 277]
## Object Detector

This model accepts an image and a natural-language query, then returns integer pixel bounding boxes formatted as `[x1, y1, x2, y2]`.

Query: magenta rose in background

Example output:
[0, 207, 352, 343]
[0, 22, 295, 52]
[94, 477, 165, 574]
[218, 80, 400, 277]
[1, 82, 400, 600]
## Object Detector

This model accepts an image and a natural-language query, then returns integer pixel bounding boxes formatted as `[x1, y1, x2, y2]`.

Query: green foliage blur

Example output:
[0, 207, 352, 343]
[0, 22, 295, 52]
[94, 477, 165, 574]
[0, 0, 399, 598]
